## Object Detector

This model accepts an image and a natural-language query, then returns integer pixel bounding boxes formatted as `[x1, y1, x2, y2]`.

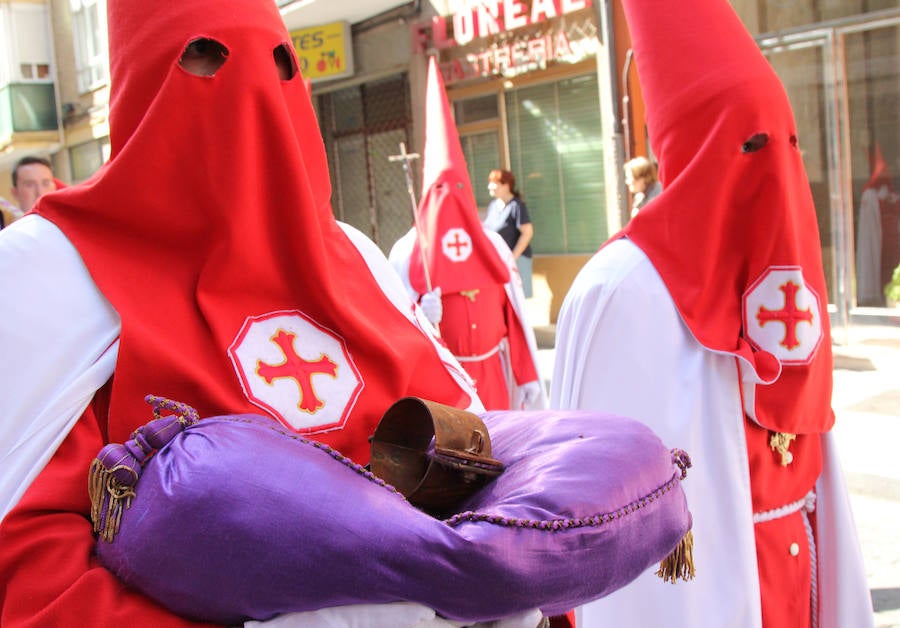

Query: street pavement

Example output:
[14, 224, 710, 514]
[831, 324, 900, 628]
[534, 321, 900, 627]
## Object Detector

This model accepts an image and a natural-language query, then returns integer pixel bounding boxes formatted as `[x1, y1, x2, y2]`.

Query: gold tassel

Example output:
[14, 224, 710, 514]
[88, 459, 136, 543]
[656, 529, 695, 583]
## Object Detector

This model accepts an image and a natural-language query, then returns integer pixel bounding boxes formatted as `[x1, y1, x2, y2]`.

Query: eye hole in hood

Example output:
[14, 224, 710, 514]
[741, 133, 769, 154]
[273, 43, 298, 81]
[179, 38, 229, 77]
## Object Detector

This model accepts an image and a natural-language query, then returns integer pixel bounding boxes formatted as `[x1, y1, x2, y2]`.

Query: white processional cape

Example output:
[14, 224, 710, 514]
[550, 238, 873, 628]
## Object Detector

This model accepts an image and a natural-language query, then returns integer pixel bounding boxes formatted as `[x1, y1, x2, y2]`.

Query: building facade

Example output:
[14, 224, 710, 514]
[0, 0, 110, 190]
[1, 0, 897, 334]
[1, 0, 61, 185]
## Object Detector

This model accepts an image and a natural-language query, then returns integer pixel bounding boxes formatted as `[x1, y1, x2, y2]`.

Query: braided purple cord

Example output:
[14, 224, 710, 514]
[443, 470, 683, 530]
[145, 394, 200, 425]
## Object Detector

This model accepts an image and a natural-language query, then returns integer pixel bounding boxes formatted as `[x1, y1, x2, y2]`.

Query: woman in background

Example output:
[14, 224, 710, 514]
[624, 156, 661, 218]
[484, 169, 534, 298]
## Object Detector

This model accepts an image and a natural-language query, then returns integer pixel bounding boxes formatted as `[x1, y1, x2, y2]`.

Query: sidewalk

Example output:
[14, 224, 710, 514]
[830, 324, 900, 628]
[534, 321, 900, 627]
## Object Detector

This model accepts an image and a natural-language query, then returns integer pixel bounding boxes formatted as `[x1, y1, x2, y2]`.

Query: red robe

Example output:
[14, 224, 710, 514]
[390, 227, 544, 412]
[441, 283, 538, 410]
[0, 391, 215, 627]
[745, 422, 822, 627]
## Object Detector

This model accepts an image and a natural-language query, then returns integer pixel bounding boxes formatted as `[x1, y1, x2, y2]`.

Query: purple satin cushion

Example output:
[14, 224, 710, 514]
[96, 410, 690, 624]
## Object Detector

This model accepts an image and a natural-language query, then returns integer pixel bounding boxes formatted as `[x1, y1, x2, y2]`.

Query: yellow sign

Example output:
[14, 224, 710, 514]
[290, 21, 354, 83]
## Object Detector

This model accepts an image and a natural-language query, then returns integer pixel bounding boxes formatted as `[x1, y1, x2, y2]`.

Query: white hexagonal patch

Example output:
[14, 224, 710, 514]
[228, 310, 363, 433]
[743, 267, 823, 365]
[441, 227, 473, 262]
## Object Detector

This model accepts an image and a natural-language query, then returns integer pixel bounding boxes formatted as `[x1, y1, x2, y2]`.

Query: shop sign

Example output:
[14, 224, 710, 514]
[289, 21, 354, 83]
[439, 23, 598, 84]
[446, 0, 592, 46]
[410, 1, 597, 84]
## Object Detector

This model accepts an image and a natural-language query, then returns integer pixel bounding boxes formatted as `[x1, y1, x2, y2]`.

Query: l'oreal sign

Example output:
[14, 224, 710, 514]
[289, 21, 354, 83]
[440, 27, 599, 84]
[447, 0, 592, 46]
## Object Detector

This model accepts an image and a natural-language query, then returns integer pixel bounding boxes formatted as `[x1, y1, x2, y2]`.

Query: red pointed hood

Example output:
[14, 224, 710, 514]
[33, 0, 471, 462]
[618, 0, 833, 434]
[409, 57, 509, 295]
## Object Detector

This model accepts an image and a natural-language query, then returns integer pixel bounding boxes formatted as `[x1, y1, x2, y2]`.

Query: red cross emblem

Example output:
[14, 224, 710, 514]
[442, 227, 473, 262]
[756, 281, 814, 350]
[256, 330, 338, 413]
[743, 267, 823, 365]
[228, 311, 363, 433]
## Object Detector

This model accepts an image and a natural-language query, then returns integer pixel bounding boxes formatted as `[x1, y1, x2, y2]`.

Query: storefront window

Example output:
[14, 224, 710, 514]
[759, 13, 899, 317]
[847, 23, 899, 308]
[461, 130, 501, 212]
[765, 45, 836, 303]
[506, 73, 605, 254]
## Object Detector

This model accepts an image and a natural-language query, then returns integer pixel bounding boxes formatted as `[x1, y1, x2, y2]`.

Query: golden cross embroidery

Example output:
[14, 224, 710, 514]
[756, 280, 813, 350]
[769, 431, 797, 466]
[460, 289, 480, 302]
[256, 329, 338, 414]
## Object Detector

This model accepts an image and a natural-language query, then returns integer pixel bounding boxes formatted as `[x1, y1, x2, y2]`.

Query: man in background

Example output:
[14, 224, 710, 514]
[9, 156, 56, 214]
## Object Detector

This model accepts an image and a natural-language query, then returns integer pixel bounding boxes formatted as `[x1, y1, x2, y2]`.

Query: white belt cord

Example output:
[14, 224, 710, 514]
[753, 491, 818, 628]
[454, 342, 502, 363]
[752, 491, 815, 524]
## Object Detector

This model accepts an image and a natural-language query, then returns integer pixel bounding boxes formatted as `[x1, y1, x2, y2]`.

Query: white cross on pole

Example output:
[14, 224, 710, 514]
[388, 142, 434, 293]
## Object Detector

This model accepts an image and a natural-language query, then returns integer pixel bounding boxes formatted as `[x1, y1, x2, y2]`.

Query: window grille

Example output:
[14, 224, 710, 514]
[318, 74, 415, 255]
[506, 72, 607, 254]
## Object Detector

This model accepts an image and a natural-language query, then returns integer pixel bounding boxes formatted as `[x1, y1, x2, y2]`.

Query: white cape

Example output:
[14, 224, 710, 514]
[0, 216, 120, 520]
[551, 238, 873, 628]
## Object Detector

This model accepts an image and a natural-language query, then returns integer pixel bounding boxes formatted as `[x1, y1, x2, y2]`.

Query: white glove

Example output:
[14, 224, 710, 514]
[244, 604, 545, 628]
[518, 380, 543, 409]
[244, 601, 457, 628]
[468, 609, 546, 628]
[419, 287, 443, 326]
